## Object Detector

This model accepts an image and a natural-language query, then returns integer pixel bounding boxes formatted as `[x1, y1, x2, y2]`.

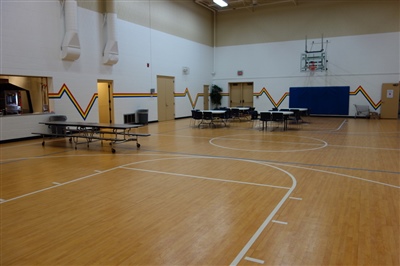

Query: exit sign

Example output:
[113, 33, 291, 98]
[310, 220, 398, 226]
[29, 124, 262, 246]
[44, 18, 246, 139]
[237, 70, 243, 76]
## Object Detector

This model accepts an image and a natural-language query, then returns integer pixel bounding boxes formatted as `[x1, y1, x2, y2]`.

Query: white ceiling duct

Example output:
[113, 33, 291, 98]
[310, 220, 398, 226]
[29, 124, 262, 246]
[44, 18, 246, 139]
[103, 0, 119, 65]
[61, 0, 80, 61]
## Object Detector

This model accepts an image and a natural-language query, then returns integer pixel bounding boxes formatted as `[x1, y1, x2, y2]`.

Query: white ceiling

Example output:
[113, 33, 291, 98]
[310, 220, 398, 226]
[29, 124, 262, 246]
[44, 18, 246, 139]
[194, 0, 383, 12]
[194, 0, 298, 12]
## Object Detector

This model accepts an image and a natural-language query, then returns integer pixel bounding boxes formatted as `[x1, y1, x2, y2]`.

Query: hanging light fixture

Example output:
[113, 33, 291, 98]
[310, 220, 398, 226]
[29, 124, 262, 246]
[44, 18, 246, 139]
[213, 0, 228, 7]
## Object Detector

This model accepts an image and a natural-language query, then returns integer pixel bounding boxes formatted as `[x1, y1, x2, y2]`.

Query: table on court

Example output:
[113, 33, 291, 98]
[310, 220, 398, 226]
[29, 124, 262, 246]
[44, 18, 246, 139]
[198, 110, 228, 127]
[33, 121, 150, 153]
[259, 111, 293, 131]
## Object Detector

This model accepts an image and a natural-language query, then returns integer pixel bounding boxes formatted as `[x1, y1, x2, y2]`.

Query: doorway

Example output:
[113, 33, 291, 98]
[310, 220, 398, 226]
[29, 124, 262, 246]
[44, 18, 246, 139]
[157, 76, 175, 122]
[380, 83, 400, 119]
[97, 80, 114, 123]
[229, 82, 253, 107]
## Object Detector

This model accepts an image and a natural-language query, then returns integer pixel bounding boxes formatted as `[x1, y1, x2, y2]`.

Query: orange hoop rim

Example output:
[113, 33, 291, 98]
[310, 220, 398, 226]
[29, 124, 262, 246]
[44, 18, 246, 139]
[309, 62, 316, 71]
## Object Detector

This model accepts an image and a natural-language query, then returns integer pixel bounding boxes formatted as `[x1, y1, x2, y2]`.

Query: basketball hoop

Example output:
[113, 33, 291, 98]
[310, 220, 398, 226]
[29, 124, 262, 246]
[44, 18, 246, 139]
[308, 61, 316, 72]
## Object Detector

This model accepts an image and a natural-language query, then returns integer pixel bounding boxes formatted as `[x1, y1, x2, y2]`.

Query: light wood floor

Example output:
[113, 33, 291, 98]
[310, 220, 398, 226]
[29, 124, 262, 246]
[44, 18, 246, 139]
[1, 117, 399, 265]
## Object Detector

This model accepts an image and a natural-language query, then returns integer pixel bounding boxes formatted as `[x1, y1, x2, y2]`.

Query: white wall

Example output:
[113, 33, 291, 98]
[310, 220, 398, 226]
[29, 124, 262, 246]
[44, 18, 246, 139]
[213, 32, 400, 115]
[0, 114, 54, 141]
[0, 1, 213, 126]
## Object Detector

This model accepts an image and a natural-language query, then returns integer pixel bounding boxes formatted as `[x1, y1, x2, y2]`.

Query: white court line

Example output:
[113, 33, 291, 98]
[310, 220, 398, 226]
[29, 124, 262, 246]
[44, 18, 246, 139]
[120, 166, 291, 190]
[268, 161, 400, 189]
[328, 144, 400, 151]
[52, 182, 62, 185]
[8, 150, 396, 266]
[0, 140, 48, 150]
[209, 134, 328, 153]
[272, 220, 288, 225]
[230, 163, 297, 266]
[3, 154, 297, 265]
[333, 119, 347, 131]
[213, 137, 323, 147]
[2, 129, 399, 265]
[1, 155, 293, 205]
[0, 161, 137, 203]
[289, 197, 302, 200]
[244, 257, 265, 264]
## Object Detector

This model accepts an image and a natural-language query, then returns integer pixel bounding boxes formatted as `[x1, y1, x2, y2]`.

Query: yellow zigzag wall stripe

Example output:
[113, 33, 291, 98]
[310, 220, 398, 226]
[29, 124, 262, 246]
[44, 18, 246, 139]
[350, 86, 381, 110]
[48, 84, 97, 120]
[49, 84, 380, 119]
[175, 88, 204, 108]
[255, 88, 289, 109]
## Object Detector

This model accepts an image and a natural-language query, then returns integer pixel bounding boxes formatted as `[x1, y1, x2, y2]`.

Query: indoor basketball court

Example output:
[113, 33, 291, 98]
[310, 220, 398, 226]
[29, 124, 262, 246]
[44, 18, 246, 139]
[1, 117, 399, 265]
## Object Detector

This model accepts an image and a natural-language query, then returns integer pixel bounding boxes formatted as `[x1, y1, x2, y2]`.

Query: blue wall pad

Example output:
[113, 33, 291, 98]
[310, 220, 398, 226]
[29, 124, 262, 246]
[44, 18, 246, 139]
[289, 86, 350, 115]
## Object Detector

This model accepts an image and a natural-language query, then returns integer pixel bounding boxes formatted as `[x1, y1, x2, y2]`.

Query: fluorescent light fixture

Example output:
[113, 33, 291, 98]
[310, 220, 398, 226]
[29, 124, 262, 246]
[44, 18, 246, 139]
[213, 0, 228, 7]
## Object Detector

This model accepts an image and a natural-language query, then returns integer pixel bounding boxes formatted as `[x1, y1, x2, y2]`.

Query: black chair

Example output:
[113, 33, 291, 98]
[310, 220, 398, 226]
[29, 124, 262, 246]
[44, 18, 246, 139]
[259, 112, 271, 130]
[284, 109, 302, 125]
[245, 107, 255, 119]
[221, 109, 231, 126]
[292, 109, 302, 123]
[49, 115, 67, 135]
[250, 110, 259, 119]
[250, 110, 259, 127]
[215, 110, 229, 127]
[271, 112, 284, 130]
[191, 110, 203, 127]
[230, 108, 241, 121]
[201, 111, 214, 127]
[241, 106, 252, 117]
